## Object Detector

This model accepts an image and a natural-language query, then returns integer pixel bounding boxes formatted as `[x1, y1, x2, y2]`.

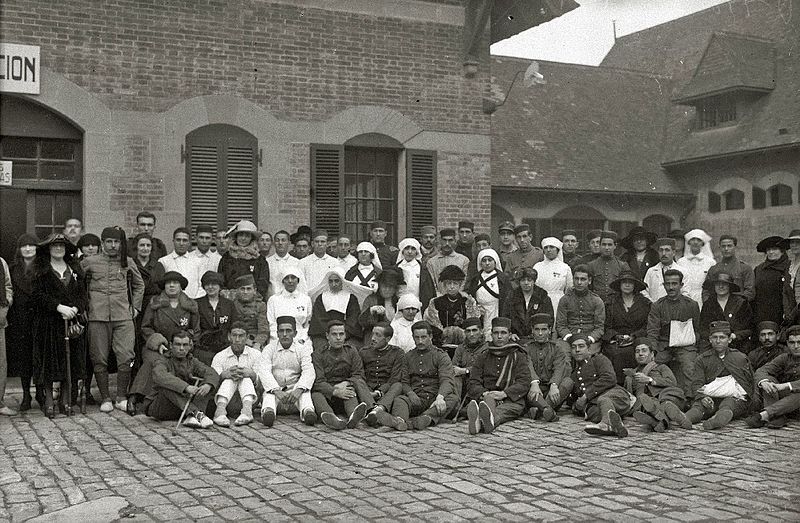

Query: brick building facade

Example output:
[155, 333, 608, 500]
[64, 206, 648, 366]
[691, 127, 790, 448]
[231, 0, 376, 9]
[1, 0, 579, 260]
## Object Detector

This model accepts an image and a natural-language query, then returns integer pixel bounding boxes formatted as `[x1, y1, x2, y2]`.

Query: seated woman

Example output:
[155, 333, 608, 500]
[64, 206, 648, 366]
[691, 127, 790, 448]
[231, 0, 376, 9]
[359, 268, 405, 344]
[699, 272, 753, 353]
[195, 271, 239, 365]
[501, 267, 553, 341]
[345, 242, 382, 301]
[466, 249, 512, 341]
[602, 270, 651, 385]
[267, 266, 312, 344]
[218, 220, 270, 301]
[308, 267, 368, 350]
[424, 265, 482, 348]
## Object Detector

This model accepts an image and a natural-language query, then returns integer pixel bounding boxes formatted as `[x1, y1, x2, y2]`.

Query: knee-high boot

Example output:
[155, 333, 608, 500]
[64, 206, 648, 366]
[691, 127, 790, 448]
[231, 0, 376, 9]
[116, 367, 132, 401]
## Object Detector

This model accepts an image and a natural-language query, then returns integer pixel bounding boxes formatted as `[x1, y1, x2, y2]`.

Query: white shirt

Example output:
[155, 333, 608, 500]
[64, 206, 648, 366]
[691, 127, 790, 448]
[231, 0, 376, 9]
[299, 253, 339, 295]
[390, 316, 417, 353]
[397, 259, 421, 297]
[188, 249, 221, 298]
[158, 251, 202, 299]
[266, 252, 304, 295]
[211, 345, 264, 382]
[338, 254, 357, 270]
[677, 254, 715, 308]
[533, 258, 573, 312]
[266, 290, 312, 342]
[259, 339, 315, 392]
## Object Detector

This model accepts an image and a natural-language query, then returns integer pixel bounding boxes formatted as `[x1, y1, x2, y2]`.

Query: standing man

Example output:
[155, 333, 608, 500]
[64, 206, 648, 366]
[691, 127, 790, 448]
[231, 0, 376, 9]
[128, 211, 167, 261]
[426, 229, 470, 294]
[369, 220, 399, 270]
[646, 269, 700, 400]
[678, 228, 715, 308]
[82, 226, 145, 413]
[705, 235, 755, 302]
[455, 221, 476, 261]
[504, 224, 544, 279]
[555, 265, 605, 357]
[155, 227, 202, 299]
[643, 238, 683, 303]
[496, 221, 518, 266]
[336, 235, 357, 270]
[63, 218, 84, 247]
[419, 226, 439, 267]
[299, 230, 339, 293]
[189, 225, 221, 297]
[266, 230, 303, 296]
[562, 229, 579, 267]
[586, 231, 630, 304]
[577, 229, 603, 266]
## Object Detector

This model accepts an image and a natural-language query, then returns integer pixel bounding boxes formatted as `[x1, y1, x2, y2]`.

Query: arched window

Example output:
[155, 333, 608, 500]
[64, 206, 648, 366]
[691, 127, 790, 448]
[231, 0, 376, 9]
[0, 96, 83, 261]
[185, 124, 258, 231]
[723, 189, 745, 210]
[752, 187, 766, 209]
[525, 205, 606, 249]
[768, 183, 792, 207]
[708, 191, 721, 213]
[642, 215, 672, 237]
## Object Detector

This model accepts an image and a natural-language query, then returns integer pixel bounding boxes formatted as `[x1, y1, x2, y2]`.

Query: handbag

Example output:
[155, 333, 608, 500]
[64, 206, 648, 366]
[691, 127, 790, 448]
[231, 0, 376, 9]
[669, 319, 696, 347]
[67, 312, 87, 339]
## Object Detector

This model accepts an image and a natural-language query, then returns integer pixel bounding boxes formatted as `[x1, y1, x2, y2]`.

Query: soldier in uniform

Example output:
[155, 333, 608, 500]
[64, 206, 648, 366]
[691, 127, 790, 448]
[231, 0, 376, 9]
[360, 323, 406, 426]
[748, 321, 787, 371]
[748, 325, 800, 429]
[369, 220, 399, 270]
[451, 318, 487, 401]
[419, 226, 439, 267]
[497, 221, 518, 266]
[455, 220, 476, 262]
[562, 229, 580, 268]
[524, 313, 571, 422]
[704, 235, 755, 302]
[503, 224, 544, 280]
[465, 317, 531, 434]
[576, 229, 602, 266]
[586, 231, 631, 304]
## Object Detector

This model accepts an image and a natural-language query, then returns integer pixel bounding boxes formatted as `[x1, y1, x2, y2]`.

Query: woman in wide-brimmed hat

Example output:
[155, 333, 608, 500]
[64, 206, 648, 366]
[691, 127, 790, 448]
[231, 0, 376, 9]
[139, 270, 200, 357]
[699, 272, 753, 352]
[217, 220, 270, 300]
[620, 226, 660, 282]
[602, 270, 651, 384]
[753, 236, 794, 325]
[31, 233, 88, 417]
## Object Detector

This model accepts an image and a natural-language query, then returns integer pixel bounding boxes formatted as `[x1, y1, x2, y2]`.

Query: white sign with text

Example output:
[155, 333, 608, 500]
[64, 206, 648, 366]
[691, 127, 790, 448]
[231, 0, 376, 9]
[0, 43, 40, 94]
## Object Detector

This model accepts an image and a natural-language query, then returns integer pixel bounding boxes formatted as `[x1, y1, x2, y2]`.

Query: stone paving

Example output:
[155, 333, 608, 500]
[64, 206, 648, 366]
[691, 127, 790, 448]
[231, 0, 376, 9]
[1, 391, 799, 522]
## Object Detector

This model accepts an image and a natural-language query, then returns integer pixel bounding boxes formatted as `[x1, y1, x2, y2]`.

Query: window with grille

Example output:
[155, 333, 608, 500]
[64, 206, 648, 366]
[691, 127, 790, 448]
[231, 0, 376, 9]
[343, 147, 398, 242]
[185, 124, 257, 232]
[0, 136, 81, 185]
[723, 189, 745, 210]
[695, 95, 737, 129]
[769, 184, 792, 207]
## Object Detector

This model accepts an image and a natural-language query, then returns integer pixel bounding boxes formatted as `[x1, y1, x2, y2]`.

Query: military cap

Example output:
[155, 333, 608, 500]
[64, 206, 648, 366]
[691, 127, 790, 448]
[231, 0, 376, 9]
[462, 317, 482, 329]
[514, 224, 531, 235]
[275, 316, 297, 328]
[498, 221, 515, 233]
[529, 313, 553, 327]
[709, 321, 732, 335]
[586, 229, 602, 241]
[491, 317, 512, 329]
[234, 273, 256, 288]
[457, 221, 475, 231]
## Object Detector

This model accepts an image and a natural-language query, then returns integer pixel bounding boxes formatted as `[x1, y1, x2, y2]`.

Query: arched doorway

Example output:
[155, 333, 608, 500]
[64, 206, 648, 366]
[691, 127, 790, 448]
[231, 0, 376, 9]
[0, 96, 83, 261]
[643, 214, 673, 237]
[524, 205, 606, 249]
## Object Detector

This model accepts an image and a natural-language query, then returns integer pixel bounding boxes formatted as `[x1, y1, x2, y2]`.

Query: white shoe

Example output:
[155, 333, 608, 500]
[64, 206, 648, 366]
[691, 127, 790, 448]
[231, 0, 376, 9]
[100, 400, 114, 413]
[213, 415, 230, 427]
[114, 399, 127, 411]
[195, 412, 213, 429]
[234, 413, 253, 426]
[183, 415, 201, 428]
[0, 406, 18, 416]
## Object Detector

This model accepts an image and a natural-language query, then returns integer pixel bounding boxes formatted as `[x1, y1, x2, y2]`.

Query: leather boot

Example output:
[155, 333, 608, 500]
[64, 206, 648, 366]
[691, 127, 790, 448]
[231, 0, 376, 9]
[116, 368, 132, 402]
[95, 370, 111, 402]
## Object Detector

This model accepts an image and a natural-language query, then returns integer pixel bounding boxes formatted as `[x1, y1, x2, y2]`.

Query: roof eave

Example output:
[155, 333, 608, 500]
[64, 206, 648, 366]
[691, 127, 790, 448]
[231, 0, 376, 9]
[662, 142, 800, 167]
[672, 85, 774, 105]
[491, 185, 694, 199]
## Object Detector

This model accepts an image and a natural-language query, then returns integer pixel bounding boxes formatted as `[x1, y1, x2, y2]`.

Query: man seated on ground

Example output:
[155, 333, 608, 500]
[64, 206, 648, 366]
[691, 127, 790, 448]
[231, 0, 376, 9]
[524, 313, 571, 422]
[452, 318, 487, 401]
[143, 331, 219, 429]
[501, 267, 553, 341]
[377, 321, 458, 431]
[624, 339, 689, 432]
[748, 325, 800, 429]
[748, 321, 788, 371]
[311, 320, 370, 430]
[466, 317, 531, 435]
[568, 334, 632, 438]
[359, 323, 405, 426]
[424, 265, 481, 347]
[210, 322, 263, 427]
[686, 321, 753, 430]
[259, 316, 316, 427]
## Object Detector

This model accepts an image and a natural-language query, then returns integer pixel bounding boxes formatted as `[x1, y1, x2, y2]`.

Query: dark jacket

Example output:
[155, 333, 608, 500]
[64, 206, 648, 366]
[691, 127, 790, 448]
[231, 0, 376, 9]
[194, 294, 238, 364]
[603, 293, 651, 343]
[147, 354, 219, 401]
[360, 343, 405, 392]
[141, 291, 201, 353]
[501, 285, 554, 338]
[570, 353, 617, 402]
[621, 248, 660, 282]
[218, 248, 270, 299]
[753, 254, 794, 325]
[525, 340, 569, 386]
[309, 293, 362, 340]
[402, 346, 455, 400]
[624, 361, 685, 407]
[754, 353, 800, 390]
[7, 262, 35, 377]
[466, 270, 513, 306]
[312, 343, 366, 399]
[699, 295, 753, 351]
[691, 348, 754, 404]
[468, 343, 531, 403]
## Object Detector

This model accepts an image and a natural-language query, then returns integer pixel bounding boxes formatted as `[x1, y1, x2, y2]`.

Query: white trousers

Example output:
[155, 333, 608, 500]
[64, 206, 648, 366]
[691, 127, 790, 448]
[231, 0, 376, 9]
[215, 378, 257, 403]
[262, 390, 313, 418]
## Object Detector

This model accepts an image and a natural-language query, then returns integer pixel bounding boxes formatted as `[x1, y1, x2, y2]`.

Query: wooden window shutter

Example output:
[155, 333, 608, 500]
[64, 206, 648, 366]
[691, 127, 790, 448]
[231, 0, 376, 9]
[708, 191, 721, 213]
[225, 145, 257, 227]
[406, 150, 437, 238]
[188, 145, 220, 229]
[311, 144, 344, 236]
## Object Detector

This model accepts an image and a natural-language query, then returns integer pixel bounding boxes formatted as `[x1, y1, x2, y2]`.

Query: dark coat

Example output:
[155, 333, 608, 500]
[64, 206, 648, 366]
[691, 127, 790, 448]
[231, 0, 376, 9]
[753, 254, 794, 325]
[501, 285, 554, 338]
[358, 293, 399, 342]
[309, 293, 362, 340]
[133, 255, 161, 309]
[146, 353, 219, 401]
[6, 262, 35, 377]
[691, 348, 754, 404]
[699, 295, 753, 351]
[32, 263, 88, 385]
[141, 291, 201, 353]
[194, 295, 238, 365]
[621, 248, 660, 282]
[602, 293, 651, 342]
[218, 250, 270, 299]
[570, 353, 617, 402]
[468, 344, 531, 403]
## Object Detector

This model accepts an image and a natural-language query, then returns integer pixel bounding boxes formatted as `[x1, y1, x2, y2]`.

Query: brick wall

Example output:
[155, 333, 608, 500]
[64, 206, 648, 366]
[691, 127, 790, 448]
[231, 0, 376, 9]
[0, 0, 490, 135]
[436, 152, 492, 233]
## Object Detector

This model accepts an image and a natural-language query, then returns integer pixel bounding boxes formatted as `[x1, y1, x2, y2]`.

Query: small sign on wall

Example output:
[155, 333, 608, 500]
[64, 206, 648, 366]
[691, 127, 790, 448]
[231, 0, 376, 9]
[0, 161, 12, 186]
[0, 43, 40, 94]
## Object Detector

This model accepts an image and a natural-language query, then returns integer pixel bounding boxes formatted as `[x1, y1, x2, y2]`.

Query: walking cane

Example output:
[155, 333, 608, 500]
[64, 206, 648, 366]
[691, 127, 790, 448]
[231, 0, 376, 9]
[63, 320, 73, 417]
[173, 377, 202, 435]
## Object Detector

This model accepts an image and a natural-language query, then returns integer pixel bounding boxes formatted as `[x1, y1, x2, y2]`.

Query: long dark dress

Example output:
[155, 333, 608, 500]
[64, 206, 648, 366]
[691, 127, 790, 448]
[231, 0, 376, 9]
[32, 264, 88, 386]
[602, 292, 651, 384]
[6, 262, 35, 378]
[753, 254, 794, 325]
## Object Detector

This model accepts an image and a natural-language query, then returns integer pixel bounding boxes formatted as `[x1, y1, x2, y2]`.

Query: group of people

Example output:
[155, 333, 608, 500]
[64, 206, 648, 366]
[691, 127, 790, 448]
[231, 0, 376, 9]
[0, 214, 798, 438]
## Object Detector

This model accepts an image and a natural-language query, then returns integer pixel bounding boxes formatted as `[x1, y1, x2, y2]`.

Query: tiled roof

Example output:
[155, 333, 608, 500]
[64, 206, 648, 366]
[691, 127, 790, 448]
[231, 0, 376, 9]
[600, 0, 800, 165]
[674, 32, 775, 103]
[490, 56, 686, 194]
[490, 0, 580, 44]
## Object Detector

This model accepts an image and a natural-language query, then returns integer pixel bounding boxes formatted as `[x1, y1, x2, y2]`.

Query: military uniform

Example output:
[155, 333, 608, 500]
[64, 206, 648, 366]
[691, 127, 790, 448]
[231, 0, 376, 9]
[754, 353, 800, 422]
[525, 340, 572, 410]
[686, 348, 753, 424]
[452, 340, 487, 398]
[467, 343, 531, 426]
[570, 352, 633, 425]
[646, 293, 700, 399]
[504, 247, 544, 279]
[586, 256, 631, 304]
[311, 343, 373, 418]
[749, 343, 788, 371]
[390, 345, 458, 423]
[360, 343, 405, 411]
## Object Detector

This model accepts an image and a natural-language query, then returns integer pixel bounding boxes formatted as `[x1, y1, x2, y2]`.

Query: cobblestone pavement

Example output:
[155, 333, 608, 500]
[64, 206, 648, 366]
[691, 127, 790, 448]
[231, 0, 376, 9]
[1, 391, 799, 522]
